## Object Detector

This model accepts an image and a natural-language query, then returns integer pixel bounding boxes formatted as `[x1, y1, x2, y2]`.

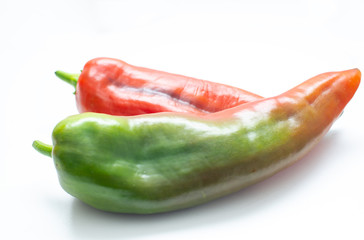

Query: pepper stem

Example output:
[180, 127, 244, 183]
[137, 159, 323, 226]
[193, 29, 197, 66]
[55, 71, 79, 89]
[32, 140, 53, 158]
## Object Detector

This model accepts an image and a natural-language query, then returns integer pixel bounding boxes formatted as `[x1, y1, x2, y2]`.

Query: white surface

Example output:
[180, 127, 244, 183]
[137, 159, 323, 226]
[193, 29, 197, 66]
[1, 0, 364, 239]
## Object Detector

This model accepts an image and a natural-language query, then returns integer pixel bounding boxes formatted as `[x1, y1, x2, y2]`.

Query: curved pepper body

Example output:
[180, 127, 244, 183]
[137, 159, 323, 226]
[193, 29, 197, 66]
[44, 69, 360, 214]
[75, 58, 262, 115]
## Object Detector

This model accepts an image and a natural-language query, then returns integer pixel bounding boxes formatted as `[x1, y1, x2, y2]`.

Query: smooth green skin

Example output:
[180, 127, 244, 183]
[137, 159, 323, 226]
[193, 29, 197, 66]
[34, 100, 328, 214]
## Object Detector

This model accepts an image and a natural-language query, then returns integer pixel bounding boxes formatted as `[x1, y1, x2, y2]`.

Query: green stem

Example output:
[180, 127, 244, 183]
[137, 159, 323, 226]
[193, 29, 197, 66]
[55, 71, 79, 89]
[32, 140, 53, 158]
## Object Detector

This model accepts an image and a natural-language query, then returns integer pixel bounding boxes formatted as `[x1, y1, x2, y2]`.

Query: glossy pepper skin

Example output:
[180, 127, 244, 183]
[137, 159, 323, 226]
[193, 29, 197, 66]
[34, 69, 360, 214]
[56, 57, 262, 115]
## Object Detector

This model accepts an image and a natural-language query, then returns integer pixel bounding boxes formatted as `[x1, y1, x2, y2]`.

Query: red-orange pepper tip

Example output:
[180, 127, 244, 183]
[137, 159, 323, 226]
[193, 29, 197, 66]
[347, 68, 361, 77]
[346, 68, 361, 89]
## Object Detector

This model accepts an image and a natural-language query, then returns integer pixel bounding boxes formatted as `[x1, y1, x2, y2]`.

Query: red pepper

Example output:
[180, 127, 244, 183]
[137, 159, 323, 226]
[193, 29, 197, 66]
[56, 57, 262, 116]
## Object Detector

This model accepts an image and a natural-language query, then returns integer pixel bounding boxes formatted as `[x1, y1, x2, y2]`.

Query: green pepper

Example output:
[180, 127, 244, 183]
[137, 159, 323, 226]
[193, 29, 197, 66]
[33, 69, 360, 214]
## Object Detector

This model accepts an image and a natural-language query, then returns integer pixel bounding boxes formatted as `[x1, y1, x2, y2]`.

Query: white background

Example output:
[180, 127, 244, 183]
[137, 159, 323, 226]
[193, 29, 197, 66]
[1, 0, 364, 239]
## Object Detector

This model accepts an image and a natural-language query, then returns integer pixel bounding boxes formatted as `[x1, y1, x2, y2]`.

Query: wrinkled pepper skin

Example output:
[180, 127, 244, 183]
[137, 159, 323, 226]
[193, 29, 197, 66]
[56, 58, 262, 115]
[35, 69, 360, 214]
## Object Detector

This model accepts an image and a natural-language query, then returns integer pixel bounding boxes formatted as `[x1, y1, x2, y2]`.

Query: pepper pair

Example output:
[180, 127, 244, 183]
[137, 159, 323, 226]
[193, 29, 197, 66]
[33, 58, 361, 214]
